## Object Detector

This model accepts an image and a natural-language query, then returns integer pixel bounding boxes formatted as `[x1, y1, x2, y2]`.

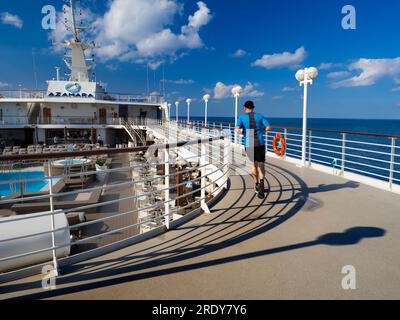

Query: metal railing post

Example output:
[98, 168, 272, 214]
[164, 145, 170, 229]
[284, 128, 288, 160]
[308, 130, 312, 166]
[224, 133, 232, 189]
[47, 160, 59, 277]
[201, 140, 211, 214]
[341, 133, 347, 175]
[389, 137, 396, 190]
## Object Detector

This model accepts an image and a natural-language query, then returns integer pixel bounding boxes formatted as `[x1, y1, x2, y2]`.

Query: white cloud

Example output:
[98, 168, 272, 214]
[214, 82, 234, 99]
[243, 82, 264, 98]
[230, 49, 247, 58]
[213, 81, 264, 99]
[49, 1, 212, 66]
[282, 86, 297, 92]
[163, 79, 195, 85]
[272, 96, 283, 100]
[148, 61, 164, 70]
[96, 0, 212, 64]
[332, 58, 400, 88]
[326, 71, 351, 79]
[252, 46, 306, 69]
[318, 62, 342, 70]
[1, 12, 23, 29]
[50, 5, 96, 51]
[319, 62, 334, 70]
[188, 1, 212, 29]
[106, 64, 118, 71]
[0, 82, 9, 88]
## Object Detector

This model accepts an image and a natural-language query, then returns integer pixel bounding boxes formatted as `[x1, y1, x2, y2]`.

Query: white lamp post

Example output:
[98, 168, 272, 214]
[159, 105, 163, 121]
[203, 94, 211, 127]
[175, 101, 179, 123]
[296, 67, 319, 167]
[232, 85, 243, 145]
[167, 103, 171, 121]
[161, 102, 169, 122]
[186, 98, 192, 124]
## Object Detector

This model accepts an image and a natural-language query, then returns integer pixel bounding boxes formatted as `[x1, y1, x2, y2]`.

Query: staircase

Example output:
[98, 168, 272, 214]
[27, 103, 41, 125]
[121, 119, 147, 147]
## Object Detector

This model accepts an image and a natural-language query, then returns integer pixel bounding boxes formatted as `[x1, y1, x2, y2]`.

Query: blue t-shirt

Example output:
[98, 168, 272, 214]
[237, 113, 270, 148]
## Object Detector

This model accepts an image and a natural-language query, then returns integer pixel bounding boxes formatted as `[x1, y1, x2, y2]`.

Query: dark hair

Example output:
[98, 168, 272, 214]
[244, 100, 255, 109]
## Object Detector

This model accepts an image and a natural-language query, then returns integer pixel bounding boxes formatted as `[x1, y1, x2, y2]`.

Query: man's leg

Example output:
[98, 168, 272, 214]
[257, 162, 265, 182]
[255, 146, 267, 198]
[252, 162, 259, 184]
[257, 162, 266, 194]
[246, 147, 259, 186]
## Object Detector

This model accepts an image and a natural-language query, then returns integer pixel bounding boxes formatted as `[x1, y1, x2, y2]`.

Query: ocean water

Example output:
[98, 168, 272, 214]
[0, 171, 47, 197]
[190, 117, 400, 185]
[194, 117, 400, 137]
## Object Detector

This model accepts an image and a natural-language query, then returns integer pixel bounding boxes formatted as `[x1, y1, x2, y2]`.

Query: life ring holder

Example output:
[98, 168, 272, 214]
[272, 134, 286, 156]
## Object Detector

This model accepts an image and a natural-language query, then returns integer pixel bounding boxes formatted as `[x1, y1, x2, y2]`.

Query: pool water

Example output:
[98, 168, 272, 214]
[54, 159, 92, 166]
[0, 171, 47, 197]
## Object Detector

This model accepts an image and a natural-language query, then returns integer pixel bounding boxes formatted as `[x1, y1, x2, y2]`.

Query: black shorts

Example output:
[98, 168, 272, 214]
[245, 145, 266, 163]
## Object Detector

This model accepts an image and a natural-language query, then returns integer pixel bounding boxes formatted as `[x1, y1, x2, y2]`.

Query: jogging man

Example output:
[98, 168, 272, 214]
[235, 100, 271, 199]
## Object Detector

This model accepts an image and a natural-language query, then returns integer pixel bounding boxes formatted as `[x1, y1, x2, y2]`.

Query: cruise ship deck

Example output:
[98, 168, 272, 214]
[1, 147, 399, 300]
[3, 0, 400, 303]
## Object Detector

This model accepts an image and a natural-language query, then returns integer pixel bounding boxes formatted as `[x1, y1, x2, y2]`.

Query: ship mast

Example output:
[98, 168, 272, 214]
[62, 0, 97, 82]
[69, 0, 79, 41]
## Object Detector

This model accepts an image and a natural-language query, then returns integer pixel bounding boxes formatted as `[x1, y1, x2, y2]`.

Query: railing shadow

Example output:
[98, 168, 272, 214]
[307, 181, 359, 194]
[0, 162, 376, 300]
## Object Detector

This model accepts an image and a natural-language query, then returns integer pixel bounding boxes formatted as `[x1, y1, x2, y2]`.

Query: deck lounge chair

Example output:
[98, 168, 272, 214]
[11, 187, 102, 215]
[66, 212, 87, 239]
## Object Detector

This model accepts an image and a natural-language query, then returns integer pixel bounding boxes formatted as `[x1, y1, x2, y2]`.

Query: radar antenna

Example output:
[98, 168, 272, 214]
[60, 0, 99, 82]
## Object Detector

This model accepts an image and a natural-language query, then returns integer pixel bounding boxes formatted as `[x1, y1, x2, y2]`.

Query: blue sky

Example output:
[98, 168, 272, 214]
[1, 0, 400, 119]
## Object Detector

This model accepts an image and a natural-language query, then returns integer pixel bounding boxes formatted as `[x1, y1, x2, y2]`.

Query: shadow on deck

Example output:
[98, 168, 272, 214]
[2, 155, 387, 300]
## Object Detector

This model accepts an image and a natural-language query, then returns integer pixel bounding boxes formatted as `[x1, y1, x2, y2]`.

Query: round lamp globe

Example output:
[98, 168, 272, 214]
[307, 67, 319, 80]
[295, 69, 305, 82]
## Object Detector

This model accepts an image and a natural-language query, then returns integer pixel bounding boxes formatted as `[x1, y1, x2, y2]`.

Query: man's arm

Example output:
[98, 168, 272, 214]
[263, 117, 271, 131]
[235, 117, 243, 133]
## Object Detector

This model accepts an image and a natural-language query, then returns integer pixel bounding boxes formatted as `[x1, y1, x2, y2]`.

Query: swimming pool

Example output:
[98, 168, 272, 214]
[54, 159, 92, 167]
[0, 170, 48, 197]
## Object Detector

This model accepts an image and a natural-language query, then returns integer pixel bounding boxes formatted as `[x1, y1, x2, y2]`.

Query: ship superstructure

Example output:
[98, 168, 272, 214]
[0, 0, 164, 148]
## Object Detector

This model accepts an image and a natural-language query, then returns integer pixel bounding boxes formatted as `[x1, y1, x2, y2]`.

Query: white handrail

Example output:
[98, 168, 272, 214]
[0, 127, 231, 274]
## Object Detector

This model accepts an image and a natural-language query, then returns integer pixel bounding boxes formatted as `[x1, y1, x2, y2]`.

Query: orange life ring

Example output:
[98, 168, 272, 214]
[273, 134, 286, 156]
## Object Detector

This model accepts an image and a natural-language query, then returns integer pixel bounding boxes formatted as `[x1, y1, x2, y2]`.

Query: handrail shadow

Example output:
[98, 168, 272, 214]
[1, 162, 372, 300]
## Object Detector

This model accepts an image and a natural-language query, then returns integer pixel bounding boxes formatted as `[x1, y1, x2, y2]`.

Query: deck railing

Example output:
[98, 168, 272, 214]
[99, 92, 163, 104]
[174, 119, 400, 192]
[1, 118, 399, 281]
[0, 125, 230, 280]
[0, 90, 47, 99]
[0, 116, 151, 127]
[0, 90, 163, 104]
